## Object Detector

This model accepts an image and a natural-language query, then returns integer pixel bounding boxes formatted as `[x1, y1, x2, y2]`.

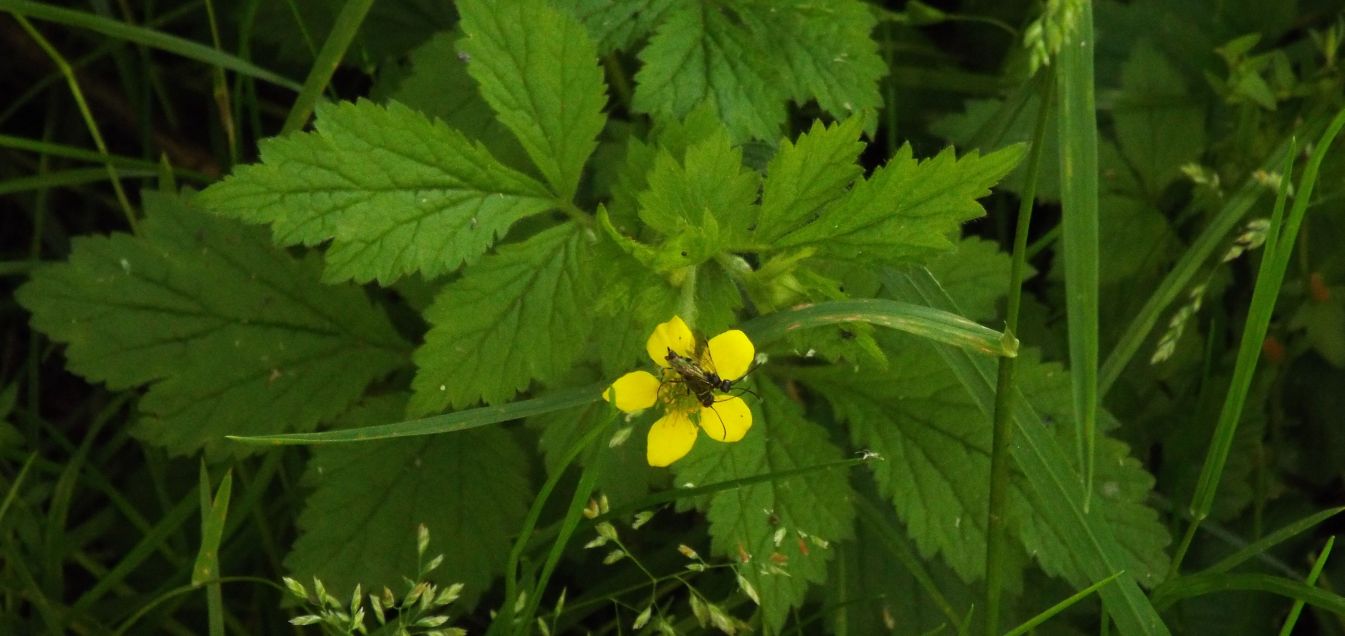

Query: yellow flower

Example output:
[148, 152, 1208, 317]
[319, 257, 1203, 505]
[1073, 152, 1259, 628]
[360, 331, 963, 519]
[603, 316, 756, 467]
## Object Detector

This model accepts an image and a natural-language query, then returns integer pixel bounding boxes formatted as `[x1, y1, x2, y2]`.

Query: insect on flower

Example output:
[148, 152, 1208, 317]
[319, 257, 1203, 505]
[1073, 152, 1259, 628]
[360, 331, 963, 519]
[602, 316, 757, 467]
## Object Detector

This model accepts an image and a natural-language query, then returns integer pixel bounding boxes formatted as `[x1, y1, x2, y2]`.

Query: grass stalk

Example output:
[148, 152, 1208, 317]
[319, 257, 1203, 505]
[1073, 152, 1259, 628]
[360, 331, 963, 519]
[985, 67, 1053, 636]
[280, 0, 375, 134]
[1277, 537, 1334, 636]
[13, 15, 139, 233]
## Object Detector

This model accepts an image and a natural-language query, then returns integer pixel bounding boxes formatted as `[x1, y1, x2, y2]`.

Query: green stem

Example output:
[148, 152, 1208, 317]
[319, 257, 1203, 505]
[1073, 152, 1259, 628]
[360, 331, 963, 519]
[280, 0, 374, 134]
[497, 408, 614, 633]
[985, 67, 1053, 636]
[14, 15, 139, 233]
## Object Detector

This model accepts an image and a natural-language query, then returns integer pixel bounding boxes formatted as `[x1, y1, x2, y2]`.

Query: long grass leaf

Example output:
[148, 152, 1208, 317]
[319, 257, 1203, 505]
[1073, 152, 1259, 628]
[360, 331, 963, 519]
[1278, 537, 1334, 636]
[0, 0, 301, 90]
[280, 0, 375, 134]
[1154, 572, 1345, 614]
[1005, 571, 1124, 636]
[227, 382, 605, 445]
[1173, 108, 1345, 574]
[1055, 0, 1101, 509]
[744, 298, 1017, 358]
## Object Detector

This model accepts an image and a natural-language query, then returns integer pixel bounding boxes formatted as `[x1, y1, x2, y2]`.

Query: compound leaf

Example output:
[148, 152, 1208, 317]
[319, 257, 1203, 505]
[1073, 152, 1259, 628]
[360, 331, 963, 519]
[16, 191, 406, 457]
[410, 223, 593, 414]
[458, 0, 608, 200]
[196, 99, 554, 285]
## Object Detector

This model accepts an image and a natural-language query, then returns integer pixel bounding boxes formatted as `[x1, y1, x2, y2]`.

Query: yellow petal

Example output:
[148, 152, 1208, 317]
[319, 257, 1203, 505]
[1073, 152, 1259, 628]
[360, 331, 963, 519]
[705, 329, 754, 381]
[603, 371, 661, 413]
[647, 410, 698, 467]
[646, 315, 696, 367]
[697, 395, 752, 442]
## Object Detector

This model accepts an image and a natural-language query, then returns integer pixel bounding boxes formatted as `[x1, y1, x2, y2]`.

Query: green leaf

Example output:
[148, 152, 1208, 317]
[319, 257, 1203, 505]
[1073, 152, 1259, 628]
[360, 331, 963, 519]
[757, 117, 867, 244]
[637, 128, 759, 260]
[196, 99, 554, 285]
[631, 2, 883, 142]
[556, 0, 678, 54]
[286, 395, 531, 610]
[379, 31, 530, 171]
[923, 237, 1026, 323]
[773, 144, 1024, 264]
[796, 341, 1170, 587]
[632, 4, 784, 141]
[16, 191, 405, 457]
[929, 93, 1062, 202]
[673, 380, 855, 633]
[458, 0, 608, 200]
[737, 0, 885, 122]
[532, 401, 655, 508]
[410, 223, 593, 414]
[1113, 43, 1206, 197]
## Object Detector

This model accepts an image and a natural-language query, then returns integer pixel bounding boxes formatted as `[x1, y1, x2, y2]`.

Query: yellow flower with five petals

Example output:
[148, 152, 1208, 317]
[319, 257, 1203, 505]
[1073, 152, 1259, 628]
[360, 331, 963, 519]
[603, 316, 755, 467]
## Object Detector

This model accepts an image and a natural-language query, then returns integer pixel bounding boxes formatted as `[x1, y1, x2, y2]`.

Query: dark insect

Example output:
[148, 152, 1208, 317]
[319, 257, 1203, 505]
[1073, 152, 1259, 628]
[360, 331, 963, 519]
[664, 348, 733, 407]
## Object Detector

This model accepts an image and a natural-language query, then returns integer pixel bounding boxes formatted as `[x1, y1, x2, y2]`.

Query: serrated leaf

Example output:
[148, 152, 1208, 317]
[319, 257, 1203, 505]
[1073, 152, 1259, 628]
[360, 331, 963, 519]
[923, 237, 1026, 323]
[631, 2, 884, 142]
[632, 4, 784, 141]
[774, 144, 1024, 264]
[556, 0, 678, 54]
[796, 341, 1170, 587]
[673, 380, 855, 633]
[929, 93, 1063, 202]
[381, 31, 530, 170]
[737, 0, 885, 120]
[196, 99, 555, 284]
[458, 0, 608, 200]
[757, 117, 867, 244]
[637, 128, 759, 260]
[16, 191, 405, 457]
[410, 223, 593, 414]
[287, 395, 531, 610]
[1113, 42, 1205, 197]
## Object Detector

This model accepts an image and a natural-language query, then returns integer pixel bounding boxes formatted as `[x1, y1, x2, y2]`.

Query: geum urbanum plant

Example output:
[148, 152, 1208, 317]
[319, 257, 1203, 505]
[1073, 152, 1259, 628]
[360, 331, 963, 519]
[604, 316, 756, 466]
[16, 0, 1174, 631]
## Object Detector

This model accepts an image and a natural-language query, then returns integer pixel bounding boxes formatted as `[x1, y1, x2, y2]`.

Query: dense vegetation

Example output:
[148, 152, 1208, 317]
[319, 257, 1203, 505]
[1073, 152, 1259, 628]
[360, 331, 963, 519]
[2, 1, 1345, 634]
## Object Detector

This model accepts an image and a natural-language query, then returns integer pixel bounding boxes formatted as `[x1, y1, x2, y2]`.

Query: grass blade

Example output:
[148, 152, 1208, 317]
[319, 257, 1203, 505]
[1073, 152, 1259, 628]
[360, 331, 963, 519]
[0, 0, 302, 91]
[1054, 0, 1100, 509]
[1278, 536, 1333, 636]
[12, 14, 139, 232]
[1172, 107, 1345, 575]
[1201, 506, 1345, 576]
[280, 0, 375, 134]
[193, 464, 233, 636]
[227, 382, 605, 445]
[743, 298, 1017, 358]
[1154, 572, 1345, 614]
[1005, 570, 1124, 636]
